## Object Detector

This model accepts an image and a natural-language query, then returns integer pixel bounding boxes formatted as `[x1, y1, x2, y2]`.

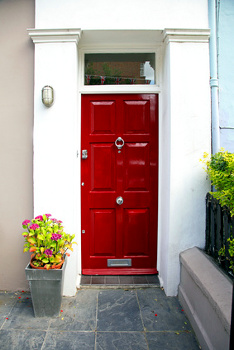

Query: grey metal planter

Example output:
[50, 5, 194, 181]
[25, 258, 67, 317]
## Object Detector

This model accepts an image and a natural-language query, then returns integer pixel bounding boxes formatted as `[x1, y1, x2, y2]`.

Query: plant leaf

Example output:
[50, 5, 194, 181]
[29, 247, 37, 252]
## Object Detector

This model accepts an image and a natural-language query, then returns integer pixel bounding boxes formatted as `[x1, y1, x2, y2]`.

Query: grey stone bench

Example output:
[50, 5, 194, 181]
[179, 247, 232, 350]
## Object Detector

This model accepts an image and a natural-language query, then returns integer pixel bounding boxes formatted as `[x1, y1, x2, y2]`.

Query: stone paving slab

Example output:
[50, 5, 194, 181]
[97, 290, 143, 331]
[44, 331, 95, 350]
[0, 288, 201, 350]
[49, 289, 98, 332]
[137, 288, 192, 332]
[96, 332, 148, 350]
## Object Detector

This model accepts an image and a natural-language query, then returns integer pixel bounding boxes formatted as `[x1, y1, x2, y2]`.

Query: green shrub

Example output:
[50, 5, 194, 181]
[202, 149, 234, 216]
[218, 237, 234, 274]
[202, 149, 234, 274]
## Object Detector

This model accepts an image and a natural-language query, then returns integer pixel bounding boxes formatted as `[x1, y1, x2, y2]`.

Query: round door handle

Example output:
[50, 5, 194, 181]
[116, 196, 124, 205]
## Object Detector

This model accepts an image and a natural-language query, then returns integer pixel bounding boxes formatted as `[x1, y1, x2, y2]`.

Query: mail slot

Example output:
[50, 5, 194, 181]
[107, 259, 132, 267]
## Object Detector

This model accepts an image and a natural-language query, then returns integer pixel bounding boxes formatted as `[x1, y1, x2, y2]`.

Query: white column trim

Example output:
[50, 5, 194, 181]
[163, 28, 210, 44]
[27, 28, 82, 44]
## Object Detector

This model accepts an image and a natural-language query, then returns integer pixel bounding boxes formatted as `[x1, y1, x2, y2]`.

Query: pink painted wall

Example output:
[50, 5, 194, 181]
[0, 0, 34, 290]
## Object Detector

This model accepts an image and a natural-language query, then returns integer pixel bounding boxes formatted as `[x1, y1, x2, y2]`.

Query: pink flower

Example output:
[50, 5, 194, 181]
[30, 224, 39, 230]
[58, 220, 63, 224]
[22, 220, 30, 226]
[45, 214, 52, 217]
[45, 249, 53, 257]
[23, 235, 27, 238]
[51, 233, 62, 241]
[35, 215, 43, 221]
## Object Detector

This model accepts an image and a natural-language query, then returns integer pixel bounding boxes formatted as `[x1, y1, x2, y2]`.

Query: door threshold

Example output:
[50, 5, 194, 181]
[80, 274, 160, 289]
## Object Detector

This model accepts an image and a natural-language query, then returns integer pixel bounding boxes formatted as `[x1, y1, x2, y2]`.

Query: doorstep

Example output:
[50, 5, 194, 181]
[80, 274, 160, 289]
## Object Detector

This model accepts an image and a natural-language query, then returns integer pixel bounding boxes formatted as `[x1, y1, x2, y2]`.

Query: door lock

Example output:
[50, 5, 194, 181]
[116, 196, 124, 205]
[82, 150, 88, 159]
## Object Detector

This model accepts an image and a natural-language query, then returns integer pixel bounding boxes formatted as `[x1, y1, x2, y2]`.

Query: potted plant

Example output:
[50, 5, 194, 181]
[22, 214, 76, 317]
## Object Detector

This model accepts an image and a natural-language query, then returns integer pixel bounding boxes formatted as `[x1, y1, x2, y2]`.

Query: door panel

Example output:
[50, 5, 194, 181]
[123, 208, 150, 256]
[81, 94, 158, 275]
[123, 100, 150, 134]
[90, 209, 116, 256]
[90, 143, 116, 191]
[124, 143, 149, 191]
[90, 101, 116, 134]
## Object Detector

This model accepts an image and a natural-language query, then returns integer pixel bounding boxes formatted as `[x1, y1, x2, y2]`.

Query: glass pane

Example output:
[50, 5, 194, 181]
[84, 53, 155, 85]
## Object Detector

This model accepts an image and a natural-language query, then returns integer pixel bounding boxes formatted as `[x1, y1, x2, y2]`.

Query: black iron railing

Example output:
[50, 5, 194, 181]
[205, 193, 234, 274]
[205, 193, 234, 349]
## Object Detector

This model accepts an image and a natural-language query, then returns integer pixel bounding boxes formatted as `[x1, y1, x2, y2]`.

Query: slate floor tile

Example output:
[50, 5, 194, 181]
[0, 317, 5, 328]
[97, 290, 143, 331]
[43, 331, 95, 350]
[146, 331, 200, 350]
[0, 329, 46, 350]
[0, 292, 16, 317]
[49, 289, 98, 331]
[0, 289, 201, 350]
[137, 288, 192, 332]
[96, 332, 148, 350]
[2, 301, 50, 330]
[13, 294, 32, 308]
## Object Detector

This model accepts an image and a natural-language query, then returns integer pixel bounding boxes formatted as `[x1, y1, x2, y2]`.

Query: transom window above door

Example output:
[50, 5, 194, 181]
[84, 53, 155, 85]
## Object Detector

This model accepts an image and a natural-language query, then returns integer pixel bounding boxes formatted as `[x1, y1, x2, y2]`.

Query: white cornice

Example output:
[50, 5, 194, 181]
[163, 28, 210, 44]
[27, 28, 82, 44]
[27, 28, 210, 46]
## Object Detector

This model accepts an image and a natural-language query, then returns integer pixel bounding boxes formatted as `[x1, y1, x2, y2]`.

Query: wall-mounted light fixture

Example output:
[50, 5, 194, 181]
[42, 85, 54, 107]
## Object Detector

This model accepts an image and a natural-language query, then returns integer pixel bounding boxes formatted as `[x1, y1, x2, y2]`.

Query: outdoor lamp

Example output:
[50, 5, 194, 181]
[42, 85, 54, 107]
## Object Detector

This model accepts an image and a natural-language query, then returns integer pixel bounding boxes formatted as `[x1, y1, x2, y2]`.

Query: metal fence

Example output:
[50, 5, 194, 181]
[205, 193, 234, 349]
[205, 193, 234, 274]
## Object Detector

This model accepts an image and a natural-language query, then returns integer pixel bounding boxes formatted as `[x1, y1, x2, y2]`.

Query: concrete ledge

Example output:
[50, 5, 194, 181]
[179, 247, 232, 350]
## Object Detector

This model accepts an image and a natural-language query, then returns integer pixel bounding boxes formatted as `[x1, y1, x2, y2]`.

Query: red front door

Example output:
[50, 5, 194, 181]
[81, 94, 158, 275]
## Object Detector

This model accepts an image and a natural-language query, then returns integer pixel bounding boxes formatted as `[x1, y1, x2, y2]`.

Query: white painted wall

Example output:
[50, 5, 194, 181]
[35, 0, 209, 30]
[31, 0, 211, 296]
[158, 33, 211, 295]
[157, 41, 171, 291]
[32, 35, 80, 296]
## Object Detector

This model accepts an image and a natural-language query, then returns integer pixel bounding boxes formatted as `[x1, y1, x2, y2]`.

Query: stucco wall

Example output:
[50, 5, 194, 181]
[157, 34, 211, 295]
[35, 0, 209, 30]
[0, 0, 35, 290]
[218, 0, 234, 152]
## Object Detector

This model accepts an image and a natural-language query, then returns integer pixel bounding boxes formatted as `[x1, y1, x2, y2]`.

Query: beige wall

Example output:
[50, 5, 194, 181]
[0, 0, 34, 290]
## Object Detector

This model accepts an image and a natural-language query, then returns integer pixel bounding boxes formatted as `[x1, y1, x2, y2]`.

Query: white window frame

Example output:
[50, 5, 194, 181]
[78, 46, 162, 94]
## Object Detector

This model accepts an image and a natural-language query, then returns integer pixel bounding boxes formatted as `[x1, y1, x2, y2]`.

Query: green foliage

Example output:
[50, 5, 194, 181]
[202, 149, 234, 273]
[21, 214, 77, 270]
[85, 62, 123, 85]
[202, 149, 234, 216]
[85, 62, 96, 75]
[229, 237, 234, 272]
[218, 236, 234, 274]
